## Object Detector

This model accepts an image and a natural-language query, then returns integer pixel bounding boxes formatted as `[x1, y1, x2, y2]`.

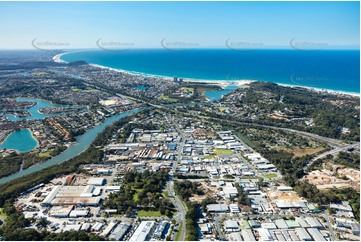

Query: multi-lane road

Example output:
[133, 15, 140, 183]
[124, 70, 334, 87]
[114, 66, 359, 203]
[166, 113, 187, 241]
[305, 143, 359, 169]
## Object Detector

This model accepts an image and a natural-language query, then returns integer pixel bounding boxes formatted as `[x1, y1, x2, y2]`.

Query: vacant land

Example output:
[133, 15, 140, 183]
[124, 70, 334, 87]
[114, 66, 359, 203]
[275, 146, 325, 158]
[0, 208, 7, 218]
[303, 163, 360, 191]
[137, 210, 162, 217]
[189, 181, 218, 203]
[213, 148, 234, 156]
[203, 155, 215, 160]
[133, 188, 143, 202]
[263, 173, 278, 179]
[161, 95, 178, 103]
[268, 190, 305, 203]
[180, 87, 194, 91]
[287, 147, 324, 157]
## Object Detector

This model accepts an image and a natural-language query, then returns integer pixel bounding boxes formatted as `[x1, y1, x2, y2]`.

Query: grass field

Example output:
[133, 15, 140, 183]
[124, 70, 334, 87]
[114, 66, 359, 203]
[71, 88, 97, 93]
[0, 208, 7, 218]
[263, 173, 278, 179]
[38, 152, 50, 158]
[180, 87, 194, 91]
[133, 188, 143, 202]
[161, 95, 179, 103]
[203, 155, 215, 160]
[276, 146, 325, 157]
[84, 89, 97, 93]
[137, 210, 162, 217]
[163, 191, 169, 199]
[32, 71, 48, 75]
[290, 147, 325, 157]
[175, 222, 183, 241]
[213, 148, 234, 156]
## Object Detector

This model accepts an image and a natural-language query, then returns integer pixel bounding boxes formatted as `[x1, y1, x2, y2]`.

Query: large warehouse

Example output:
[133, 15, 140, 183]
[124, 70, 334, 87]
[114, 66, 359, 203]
[129, 221, 155, 241]
[41, 185, 102, 207]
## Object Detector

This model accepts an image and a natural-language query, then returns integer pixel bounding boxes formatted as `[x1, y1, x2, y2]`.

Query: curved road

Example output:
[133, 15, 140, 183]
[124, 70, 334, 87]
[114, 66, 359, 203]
[305, 143, 359, 169]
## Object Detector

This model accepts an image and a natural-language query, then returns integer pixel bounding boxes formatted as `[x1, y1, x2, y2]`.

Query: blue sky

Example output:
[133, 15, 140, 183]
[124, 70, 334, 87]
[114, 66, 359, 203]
[0, 1, 359, 49]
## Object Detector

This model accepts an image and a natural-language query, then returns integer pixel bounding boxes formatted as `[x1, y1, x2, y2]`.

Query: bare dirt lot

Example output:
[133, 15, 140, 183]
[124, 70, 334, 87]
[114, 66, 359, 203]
[189, 181, 219, 203]
[303, 163, 360, 191]
[268, 190, 304, 203]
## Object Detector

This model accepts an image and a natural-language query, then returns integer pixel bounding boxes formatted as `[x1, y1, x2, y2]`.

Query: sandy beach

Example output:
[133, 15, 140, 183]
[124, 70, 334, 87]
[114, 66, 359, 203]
[278, 83, 360, 98]
[52, 53, 66, 63]
[183, 79, 254, 88]
[54, 52, 359, 97]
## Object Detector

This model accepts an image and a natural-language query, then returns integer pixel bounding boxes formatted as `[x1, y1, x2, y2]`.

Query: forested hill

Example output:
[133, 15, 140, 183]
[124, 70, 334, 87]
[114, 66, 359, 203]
[220, 82, 360, 141]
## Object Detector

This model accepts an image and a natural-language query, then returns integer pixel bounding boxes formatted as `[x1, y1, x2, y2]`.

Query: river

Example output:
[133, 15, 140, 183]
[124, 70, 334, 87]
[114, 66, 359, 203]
[0, 108, 142, 184]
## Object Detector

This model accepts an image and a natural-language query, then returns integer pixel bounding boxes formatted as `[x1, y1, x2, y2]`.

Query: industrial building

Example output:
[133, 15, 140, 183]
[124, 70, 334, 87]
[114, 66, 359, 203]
[241, 229, 256, 241]
[87, 177, 106, 186]
[100, 222, 117, 237]
[49, 205, 74, 218]
[206, 204, 229, 213]
[229, 232, 242, 241]
[307, 228, 326, 241]
[108, 222, 131, 240]
[69, 210, 89, 218]
[224, 220, 239, 232]
[274, 219, 289, 229]
[129, 221, 155, 241]
[153, 221, 170, 239]
[41, 185, 102, 207]
[295, 227, 313, 241]
[229, 204, 240, 213]
[305, 217, 323, 228]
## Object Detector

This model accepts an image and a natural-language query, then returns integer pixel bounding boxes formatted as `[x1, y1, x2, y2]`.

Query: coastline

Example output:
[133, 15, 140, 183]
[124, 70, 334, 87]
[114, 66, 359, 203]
[277, 83, 360, 98]
[55, 51, 360, 97]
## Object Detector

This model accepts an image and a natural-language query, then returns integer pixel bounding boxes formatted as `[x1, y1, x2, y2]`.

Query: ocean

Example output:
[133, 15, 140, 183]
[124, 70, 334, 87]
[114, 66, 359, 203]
[60, 49, 360, 94]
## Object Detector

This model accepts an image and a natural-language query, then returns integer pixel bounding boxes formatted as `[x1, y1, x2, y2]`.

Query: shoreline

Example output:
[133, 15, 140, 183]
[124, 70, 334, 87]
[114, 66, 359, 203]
[277, 83, 359, 98]
[28, 128, 40, 150]
[0, 130, 12, 146]
[55, 51, 360, 98]
[0, 128, 39, 153]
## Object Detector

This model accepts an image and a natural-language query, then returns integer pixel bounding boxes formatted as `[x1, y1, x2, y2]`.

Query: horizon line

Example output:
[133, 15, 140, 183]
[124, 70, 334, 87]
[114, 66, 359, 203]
[0, 47, 360, 51]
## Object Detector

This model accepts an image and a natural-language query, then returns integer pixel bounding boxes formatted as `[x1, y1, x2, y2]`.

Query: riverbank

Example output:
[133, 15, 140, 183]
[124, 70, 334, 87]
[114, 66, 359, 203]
[0, 108, 143, 184]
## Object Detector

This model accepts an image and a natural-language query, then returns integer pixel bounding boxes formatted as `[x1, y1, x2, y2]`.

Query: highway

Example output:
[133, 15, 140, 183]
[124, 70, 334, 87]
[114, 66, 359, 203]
[305, 143, 359, 169]
[116, 91, 355, 149]
[166, 113, 187, 241]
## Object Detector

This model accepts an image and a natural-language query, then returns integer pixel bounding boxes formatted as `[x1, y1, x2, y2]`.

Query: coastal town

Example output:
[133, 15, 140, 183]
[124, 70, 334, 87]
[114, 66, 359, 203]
[0, 49, 359, 242]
